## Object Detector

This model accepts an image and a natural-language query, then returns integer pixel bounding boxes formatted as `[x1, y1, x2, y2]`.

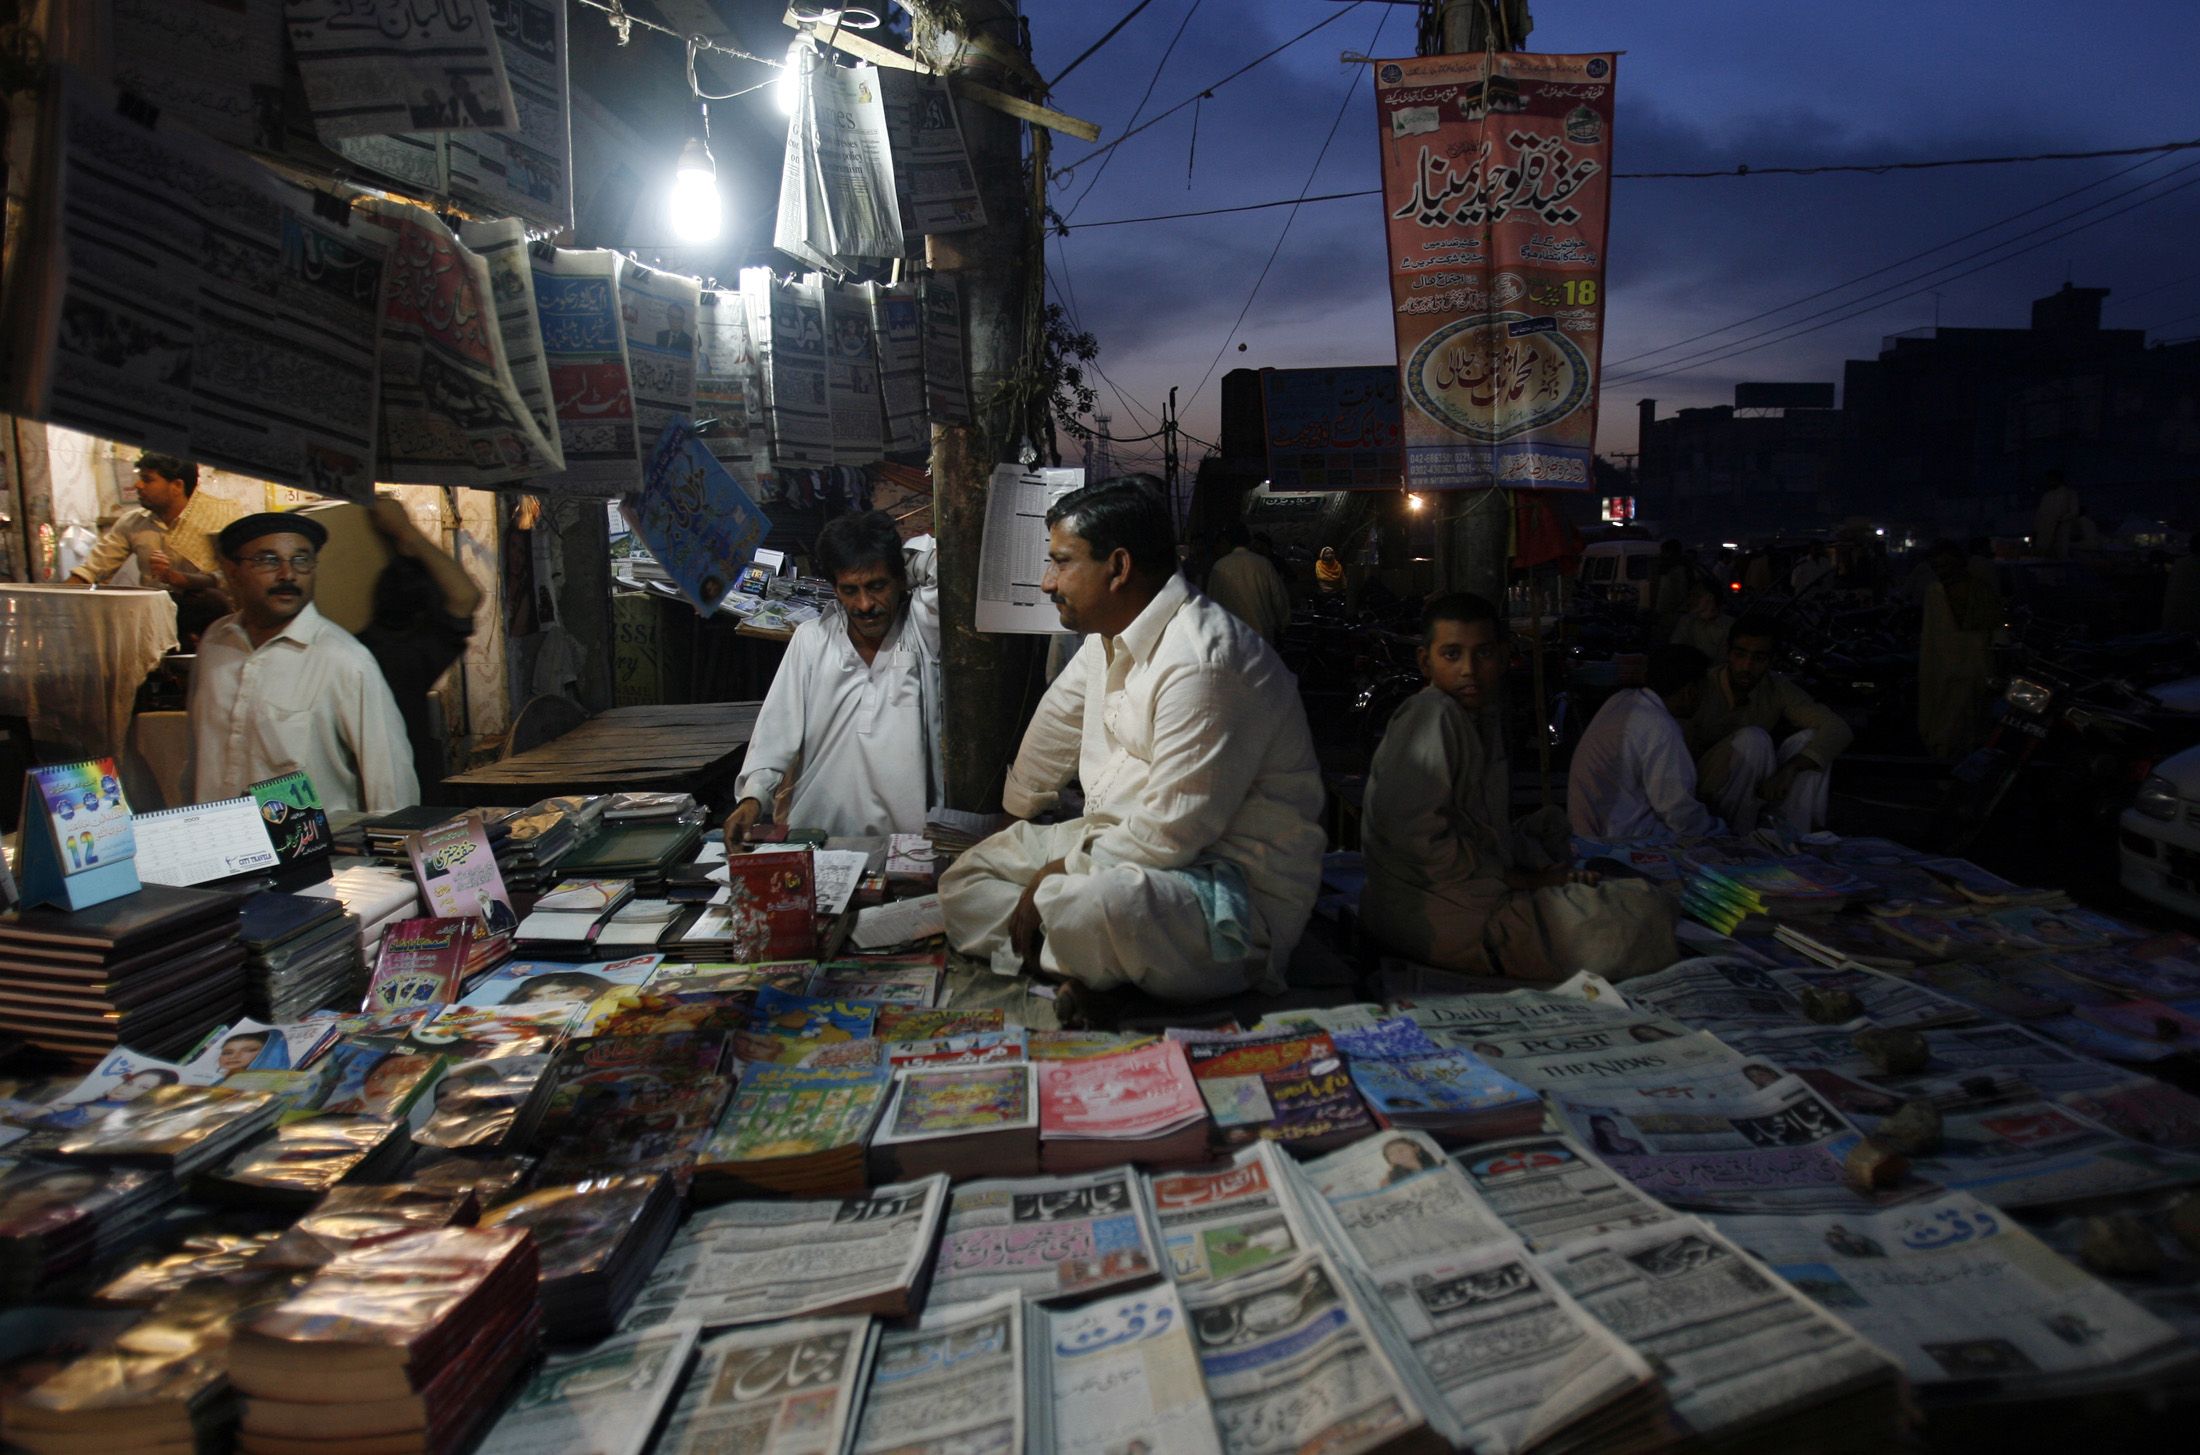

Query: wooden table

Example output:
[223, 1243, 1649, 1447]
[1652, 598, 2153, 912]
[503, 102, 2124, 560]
[440, 702, 762, 808]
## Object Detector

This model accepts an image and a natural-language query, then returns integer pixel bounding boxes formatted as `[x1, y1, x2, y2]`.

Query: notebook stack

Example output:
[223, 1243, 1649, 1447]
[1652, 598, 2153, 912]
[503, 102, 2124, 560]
[359, 806, 466, 863]
[493, 796, 604, 894]
[553, 819, 707, 896]
[0, 1162, 177, 1301]
[0, 885, 249, 1063]
[480, 1174, 681, 1339]
[231, 1226, 541, 1455]
[298, 865, 422, 966]
[238, 891, 364, 1022]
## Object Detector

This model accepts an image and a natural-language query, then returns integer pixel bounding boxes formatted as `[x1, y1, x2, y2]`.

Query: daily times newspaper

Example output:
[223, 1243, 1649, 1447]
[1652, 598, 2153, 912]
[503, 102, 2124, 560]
[625, 1176, 946, 1330]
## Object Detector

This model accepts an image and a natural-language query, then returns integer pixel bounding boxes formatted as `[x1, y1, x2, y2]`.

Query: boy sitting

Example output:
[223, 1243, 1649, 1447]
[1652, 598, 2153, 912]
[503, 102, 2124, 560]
[1359, 593, 1677, 981]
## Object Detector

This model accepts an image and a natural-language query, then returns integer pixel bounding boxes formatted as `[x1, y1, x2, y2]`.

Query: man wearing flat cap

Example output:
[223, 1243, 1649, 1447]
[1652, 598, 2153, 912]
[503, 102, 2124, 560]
[186, 512, 419, 812]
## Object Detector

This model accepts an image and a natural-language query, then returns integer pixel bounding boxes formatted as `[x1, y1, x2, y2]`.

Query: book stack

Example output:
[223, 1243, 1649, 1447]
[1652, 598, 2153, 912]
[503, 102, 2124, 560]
[231, 1226, 540, 1455]
[1774, 913, 1921, 970]
[0, 1163, 176, 1301]
[554, 819, 707, 895]
[924, 807, 1010, 858]
[1037, 1038, 1210, 1173]
[253, 1183, 483, 1272]
[491, 797, 603, 894]
[480, 1173, 680, 1339]
[692, 1060, 891, 1200]
[239, 892, 364, 1022]
[512, 878, 635, 953]
[2, 1265, 312, 1455]
[298, 865, 422, 965]
[528, 1035, 735, 1186]
[57, 1085, 283, 1179]
[358, 806, 465, 862]
[411, 1054, 559, 1155]
[872, 1064, 1041, 1182]
[0, 885, 249, 1063]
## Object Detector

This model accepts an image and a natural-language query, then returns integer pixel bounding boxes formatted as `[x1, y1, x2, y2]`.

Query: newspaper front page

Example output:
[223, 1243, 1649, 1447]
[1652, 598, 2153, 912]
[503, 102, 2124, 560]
[1712, 1191, 2195, 1397]
[286, 0, 516, 141]
[927, 1165, 1164, 1306]
[878, 68, 986, 235]
[849, 1291, 1024, 1455]
[625, 1175, 947, 1330]
[655, 1315, 877, 1455]
[775, 57, 902, 271]
[1180, 1248, 1433, 1455]
[458, 217, 563, 468]
[1453, 1135, 1678, 1251]
[921, 272, 970, 425]
[111, 0, 285, 149]
[8, 68, 389, 502]
[1043, 1283, 1222, 1455]
[823, 280, 885, 465]
[1540, 1218, 1900, 1444]
[478, 1321, 699, 1455]
[532, 248, 638, 492]
[1144, 1142, 1320, 1287]
[446, 0, 573, 231]
[871, 281, 928, 454]
[1295, 1130, 1513, 1273]
[619, 260, 700, 460]
[766, 273, 834, 468]
[695, 290, 763, 469]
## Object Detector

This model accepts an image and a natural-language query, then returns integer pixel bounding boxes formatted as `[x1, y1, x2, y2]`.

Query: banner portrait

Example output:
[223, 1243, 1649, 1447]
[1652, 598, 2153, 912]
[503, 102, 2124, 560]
[1374, 51, 1617, 491]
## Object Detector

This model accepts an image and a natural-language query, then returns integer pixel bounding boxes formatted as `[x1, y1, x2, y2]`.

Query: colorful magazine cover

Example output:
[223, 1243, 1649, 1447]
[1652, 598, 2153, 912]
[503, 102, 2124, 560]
[409, 816, 518, 938]
[366, 918, 477, 1012]
[1038, 1039, 1204, 1139]
[250, 770, 330, 867]
[880, 1065, 1037, 1143]
[748, 987, 878, 1042]
[462, 954, 666, 1008]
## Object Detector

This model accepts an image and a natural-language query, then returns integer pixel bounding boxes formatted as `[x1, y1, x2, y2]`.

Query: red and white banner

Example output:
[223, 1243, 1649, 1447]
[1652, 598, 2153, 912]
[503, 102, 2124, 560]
[1373, 51, 1618, 491]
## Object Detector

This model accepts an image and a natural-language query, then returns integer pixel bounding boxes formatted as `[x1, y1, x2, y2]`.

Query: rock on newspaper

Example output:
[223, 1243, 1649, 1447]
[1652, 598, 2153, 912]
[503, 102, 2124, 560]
[5, 67, 387, 502]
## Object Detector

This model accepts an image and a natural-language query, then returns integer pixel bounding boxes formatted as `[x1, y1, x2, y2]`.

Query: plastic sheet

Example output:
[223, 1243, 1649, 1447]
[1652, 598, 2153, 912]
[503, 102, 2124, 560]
[0, 584, 178, 758]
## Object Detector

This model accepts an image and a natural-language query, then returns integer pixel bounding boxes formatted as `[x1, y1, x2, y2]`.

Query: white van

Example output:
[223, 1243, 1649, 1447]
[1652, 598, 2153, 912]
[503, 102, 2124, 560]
[1577, 539, 1661, 609]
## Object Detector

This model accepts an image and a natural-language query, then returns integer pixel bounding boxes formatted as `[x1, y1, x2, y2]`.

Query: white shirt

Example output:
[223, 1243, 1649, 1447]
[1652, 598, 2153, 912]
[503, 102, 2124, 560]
[736, 538, 940, 836]
[1567, 687, 1722, 843]
[187, 602, 419, 813]
[1203, 547, 1291, 647]
[1003, 573, 1326, 980]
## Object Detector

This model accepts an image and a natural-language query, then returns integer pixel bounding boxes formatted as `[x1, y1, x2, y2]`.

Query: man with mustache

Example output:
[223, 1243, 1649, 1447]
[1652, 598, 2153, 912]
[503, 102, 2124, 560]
[186, 513, 418, 812]
[722, 511, 939, 838]
[939, 476, 1324, 1002]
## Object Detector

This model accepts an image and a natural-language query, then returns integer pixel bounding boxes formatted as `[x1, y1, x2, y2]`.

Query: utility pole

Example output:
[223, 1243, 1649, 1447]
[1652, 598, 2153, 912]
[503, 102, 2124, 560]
[1427, 0, 1533, 609]
[929, 0, 1038, 812]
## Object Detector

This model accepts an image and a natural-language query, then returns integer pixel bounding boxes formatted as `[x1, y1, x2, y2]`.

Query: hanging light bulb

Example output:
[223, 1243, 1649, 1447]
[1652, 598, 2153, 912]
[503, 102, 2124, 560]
[775, 38, 811, 117]
[668, 132, 721, 243]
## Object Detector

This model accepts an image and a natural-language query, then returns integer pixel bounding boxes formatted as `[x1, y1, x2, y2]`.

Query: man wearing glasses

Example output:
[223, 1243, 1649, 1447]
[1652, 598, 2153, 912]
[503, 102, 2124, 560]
[186, 513, 419, 812]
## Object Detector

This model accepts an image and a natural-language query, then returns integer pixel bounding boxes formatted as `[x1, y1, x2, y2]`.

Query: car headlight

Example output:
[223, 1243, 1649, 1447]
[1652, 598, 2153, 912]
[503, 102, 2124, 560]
[2135, 775, 2181, 821]
[2004, 677, 2054, 714]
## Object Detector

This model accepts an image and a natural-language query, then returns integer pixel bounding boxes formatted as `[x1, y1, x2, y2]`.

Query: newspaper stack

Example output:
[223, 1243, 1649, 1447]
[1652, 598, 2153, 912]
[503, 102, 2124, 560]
[655, 1317, 876, 1455]
[925, 1166, 1166, 1307]
[850, 1294, 1025, 1454]
[475, 1323, 698, 1455]
[1037, 1283, 1222, 1454]
[231, 1226, 541, 1455]
[480, 1174, 681, 1340]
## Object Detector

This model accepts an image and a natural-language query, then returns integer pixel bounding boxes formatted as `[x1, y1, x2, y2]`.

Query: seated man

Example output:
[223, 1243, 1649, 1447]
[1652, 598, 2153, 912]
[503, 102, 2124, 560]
[69, 452, 244, 647]
[939, 476, 1325, 1002]
[1684, 615, 1853, 834]
[723, 511, 939, 838]
[1670, 583, 1733, 661]
[187, 513, 419, 813]
[1567, 644, 1721, 843]
[1361, 594, 1675, 982]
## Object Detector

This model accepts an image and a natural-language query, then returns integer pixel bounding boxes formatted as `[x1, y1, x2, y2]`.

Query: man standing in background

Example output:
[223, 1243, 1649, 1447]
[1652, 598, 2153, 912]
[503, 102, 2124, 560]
[1203, 519, 1292, 648]
[356, 496, 482, 792]
[69, 453, 243, 647]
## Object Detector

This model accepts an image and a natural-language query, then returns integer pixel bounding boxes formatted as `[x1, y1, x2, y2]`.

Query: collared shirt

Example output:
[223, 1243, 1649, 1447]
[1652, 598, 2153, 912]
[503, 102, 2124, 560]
[71, 491, 244, 585]
[1684, 666, 1854, 767]
[1003, 573, 1326, 981]
[736, 538, 941, 836]
[187, 602, 419, 812]
[1203, 547, 1291, 647]
[1567, 687, 1722, 843]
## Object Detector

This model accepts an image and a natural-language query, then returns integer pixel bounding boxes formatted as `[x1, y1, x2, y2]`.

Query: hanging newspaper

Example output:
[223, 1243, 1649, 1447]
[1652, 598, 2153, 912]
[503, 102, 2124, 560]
[109, 0, 285, 149]
[619, 260, 701, 456]
[975, 466, 1085, 634]
[531, 248, 638, 492]
[458, 218, 562, 465]
[871, 282, 928, 453]
[1373, 51, 1617, 491]
[879, 68, 986, 235]
[775, 51, 903, 272]
[1713, 1192, 2197, 1400]
[922, 272, 971, 425]
[849, 1292, 1024, 1455]
[4, 67, 388, 502]
[765, 273, 834, 468]
[286, 0, 516, 141]
[331, 0, 573, 233]
[367, 206, 562, 486]
[447, 0, 574, 232]
[624, 421, 770, 615]
[694, 291, 762, 468]
[824, 280, 885, 464]
[654, 1316, 878, 1455]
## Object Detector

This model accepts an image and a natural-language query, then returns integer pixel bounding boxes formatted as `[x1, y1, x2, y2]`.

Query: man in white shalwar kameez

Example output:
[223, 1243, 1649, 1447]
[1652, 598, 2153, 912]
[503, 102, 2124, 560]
[1567, 645, 1723, 843]
[940, 477, 1326, 1002]
[723, 512, 940, 839]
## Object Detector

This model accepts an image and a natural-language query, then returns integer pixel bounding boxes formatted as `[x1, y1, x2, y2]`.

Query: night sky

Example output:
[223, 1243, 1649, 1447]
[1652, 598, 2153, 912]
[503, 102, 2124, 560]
[1026, 0, 2200, 467]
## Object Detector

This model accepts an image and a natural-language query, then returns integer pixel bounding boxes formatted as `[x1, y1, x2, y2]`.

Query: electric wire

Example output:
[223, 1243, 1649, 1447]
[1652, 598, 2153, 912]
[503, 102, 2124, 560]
[1049, 0, 1165, 89]
[1060, 0, 1206, 222]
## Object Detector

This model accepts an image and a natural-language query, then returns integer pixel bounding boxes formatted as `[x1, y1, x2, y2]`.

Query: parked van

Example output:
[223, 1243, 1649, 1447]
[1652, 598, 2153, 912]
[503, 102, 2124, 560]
[1578, 539, 1661, 610]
